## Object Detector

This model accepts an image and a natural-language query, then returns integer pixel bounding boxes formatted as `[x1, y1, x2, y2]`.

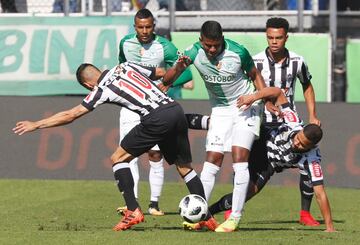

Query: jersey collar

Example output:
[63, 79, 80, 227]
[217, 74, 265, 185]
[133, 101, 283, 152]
[265, 47, 290, 68]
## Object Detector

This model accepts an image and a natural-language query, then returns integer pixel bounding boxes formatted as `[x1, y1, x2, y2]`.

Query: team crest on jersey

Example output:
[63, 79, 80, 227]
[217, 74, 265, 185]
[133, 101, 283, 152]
[311, 161, 323, 178]
[287, 74, 294, 83]
[216, 61, 222, 70]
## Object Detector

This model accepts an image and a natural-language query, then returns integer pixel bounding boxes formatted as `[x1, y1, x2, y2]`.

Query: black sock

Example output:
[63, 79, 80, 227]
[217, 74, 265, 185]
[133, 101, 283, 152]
[114, 165, 139, 211]
[299, 174, 314, 211]
[209, 193, 233, 215]
[183, 170, 206, 199]
[185, 113, 209, 130]
[149, 201, 159, 209]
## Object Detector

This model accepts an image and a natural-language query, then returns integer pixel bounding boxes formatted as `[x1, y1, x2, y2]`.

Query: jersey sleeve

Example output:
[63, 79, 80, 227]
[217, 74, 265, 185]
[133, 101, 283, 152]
[118, 38, 127, 64]
[160, 37, 179, 68]
[297, 57, 312, 85]
[81, 87, 104, 111]
[183, 43, 199, 65]
[238, 46, 255, 74]
[172, 67, 193, 87]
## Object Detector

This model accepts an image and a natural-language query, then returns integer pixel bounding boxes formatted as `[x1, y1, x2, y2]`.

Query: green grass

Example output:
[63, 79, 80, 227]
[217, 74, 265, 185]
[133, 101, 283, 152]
[0, 179, 359, 245]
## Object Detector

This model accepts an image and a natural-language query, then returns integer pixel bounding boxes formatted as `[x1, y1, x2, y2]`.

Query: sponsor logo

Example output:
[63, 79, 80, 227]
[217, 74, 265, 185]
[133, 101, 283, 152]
[201, 74, 235, 83]
[283, 110, 298, 122]
[312, 161, 323, 178]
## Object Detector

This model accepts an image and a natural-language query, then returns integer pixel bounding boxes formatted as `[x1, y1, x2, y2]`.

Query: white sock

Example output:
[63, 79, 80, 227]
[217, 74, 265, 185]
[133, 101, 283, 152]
[149, 158, 164, 202]
[129, 158, 139, 199]
[200, 161, 220, 201]
[231, 162, 249, 219]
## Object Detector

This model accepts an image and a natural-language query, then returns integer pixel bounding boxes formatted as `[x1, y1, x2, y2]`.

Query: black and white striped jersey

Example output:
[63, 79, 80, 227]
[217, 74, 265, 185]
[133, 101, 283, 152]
[253, 48, 312, 125]
[266, 104, 323, 185]
[81, 62, 174, 116]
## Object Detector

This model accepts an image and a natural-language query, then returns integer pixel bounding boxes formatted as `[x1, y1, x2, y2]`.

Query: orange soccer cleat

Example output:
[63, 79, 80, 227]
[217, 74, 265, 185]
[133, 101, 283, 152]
[113, 208, 144, 231]
[299, 210, 320, 226]
[183, 216, 219, 231]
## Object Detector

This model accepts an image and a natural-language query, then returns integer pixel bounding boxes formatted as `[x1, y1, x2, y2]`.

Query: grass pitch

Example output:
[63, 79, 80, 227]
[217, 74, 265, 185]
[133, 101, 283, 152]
[0, 179, 359, 245]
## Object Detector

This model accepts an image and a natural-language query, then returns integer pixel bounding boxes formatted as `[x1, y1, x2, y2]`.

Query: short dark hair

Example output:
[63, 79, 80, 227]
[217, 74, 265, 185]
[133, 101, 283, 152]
[200, 20, 223, 40]
[135, 8, 154, 21]
[303, 124, 323, 145]
[76, 63, 99, 89]
[266, 17, 289, 33]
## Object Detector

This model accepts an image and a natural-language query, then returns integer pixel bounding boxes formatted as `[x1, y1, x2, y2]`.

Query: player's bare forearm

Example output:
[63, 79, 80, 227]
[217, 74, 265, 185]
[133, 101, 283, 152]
[303, 83, 321, 126]
[237, 87, 282, 109]
[313, 185, 336, 232]
[163, 56, 191, 86]
[13, 104, 89, 135]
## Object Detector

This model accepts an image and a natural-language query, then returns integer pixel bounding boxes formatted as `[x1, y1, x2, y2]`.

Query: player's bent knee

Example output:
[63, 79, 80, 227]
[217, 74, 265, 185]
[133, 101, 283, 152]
[111, 146, 134, 164]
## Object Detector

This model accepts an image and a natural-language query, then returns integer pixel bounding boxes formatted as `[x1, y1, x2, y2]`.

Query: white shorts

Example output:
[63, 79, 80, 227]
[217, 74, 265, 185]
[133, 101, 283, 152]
[206, 104, 261, 153]
[119, 107, 160, 151]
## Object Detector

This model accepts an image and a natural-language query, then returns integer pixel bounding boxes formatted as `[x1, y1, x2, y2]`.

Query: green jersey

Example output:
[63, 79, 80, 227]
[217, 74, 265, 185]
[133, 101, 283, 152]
[118, 33, 192, 91]
[184, 39, 255, 107]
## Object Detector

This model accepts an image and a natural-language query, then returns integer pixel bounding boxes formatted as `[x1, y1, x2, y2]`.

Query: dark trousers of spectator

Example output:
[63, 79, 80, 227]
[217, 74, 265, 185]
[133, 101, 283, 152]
[1, 0, 18, 12]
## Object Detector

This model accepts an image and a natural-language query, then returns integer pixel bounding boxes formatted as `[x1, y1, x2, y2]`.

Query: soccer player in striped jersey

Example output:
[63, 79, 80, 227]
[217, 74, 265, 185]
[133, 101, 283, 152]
[117, 8, 193, 216]
[251, 17, 322, 226]
[162, 20, 279, 232]
[204, 87, 335, 232]
[13, 61, 218, 231]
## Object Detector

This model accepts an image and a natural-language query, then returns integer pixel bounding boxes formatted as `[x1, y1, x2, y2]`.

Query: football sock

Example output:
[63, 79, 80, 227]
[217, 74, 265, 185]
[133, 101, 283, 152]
[185, 113, 210, 130]
[149, 201, 159, 209]
[200, 161, 220, 201]
[149, 158, 164, 202]
[300, 173, 314, 211]
[208, 192, 233, 215]
[231, 162, 249, 219]
[113, 162, 139, 211]
[183, 169, 206, 200]
[129, 158, 139, 199]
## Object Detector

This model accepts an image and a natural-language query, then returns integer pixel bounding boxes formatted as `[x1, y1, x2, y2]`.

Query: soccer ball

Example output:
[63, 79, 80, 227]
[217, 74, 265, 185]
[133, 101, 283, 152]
[178, 194, 208, 223]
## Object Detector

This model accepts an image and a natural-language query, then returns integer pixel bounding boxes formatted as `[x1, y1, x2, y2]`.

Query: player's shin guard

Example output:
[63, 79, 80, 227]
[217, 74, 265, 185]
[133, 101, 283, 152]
[113, 162, 139, 211]
[299, 173, 314, 211]
[149, 158, 164, 202]
[129, 158, 139, 199]
[200, 162, 220, 201]
[231, 162, 249, 219]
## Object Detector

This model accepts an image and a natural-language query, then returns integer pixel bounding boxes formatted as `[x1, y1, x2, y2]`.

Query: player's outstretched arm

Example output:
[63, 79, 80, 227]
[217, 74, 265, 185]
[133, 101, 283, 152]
[162, 55, 191, 86]
[313, 184, 336, 232]
[237, 87, 283, 109]
[303, 83, 321, 126]
[13, 104, 89, 135]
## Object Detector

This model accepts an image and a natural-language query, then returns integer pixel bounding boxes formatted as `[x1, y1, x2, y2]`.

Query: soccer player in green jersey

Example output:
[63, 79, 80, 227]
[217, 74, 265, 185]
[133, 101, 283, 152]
[117, 8, 193, 216]
[163, 20, 278, 232]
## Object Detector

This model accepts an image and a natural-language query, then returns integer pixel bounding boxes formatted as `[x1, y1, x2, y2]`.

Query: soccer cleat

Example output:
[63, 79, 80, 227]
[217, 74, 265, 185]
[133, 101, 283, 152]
[299, 210, 320, 226]
[116, 206, 128, 216]
[215, 216, 240, 232]
[148, 207, 165, 216]
[113, 208, 144, 231]
[224, 210, 231, 220]
[183, 216, 219, 231]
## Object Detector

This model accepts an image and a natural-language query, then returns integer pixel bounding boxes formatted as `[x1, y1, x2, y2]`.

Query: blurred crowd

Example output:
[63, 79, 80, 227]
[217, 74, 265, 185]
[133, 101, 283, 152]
[1, 0, 360, 14]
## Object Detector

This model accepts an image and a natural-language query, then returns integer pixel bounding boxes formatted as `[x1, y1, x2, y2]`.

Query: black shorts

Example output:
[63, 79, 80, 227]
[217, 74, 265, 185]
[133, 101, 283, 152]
[249, 125, 274, 182]
[121, 102, 192, 165]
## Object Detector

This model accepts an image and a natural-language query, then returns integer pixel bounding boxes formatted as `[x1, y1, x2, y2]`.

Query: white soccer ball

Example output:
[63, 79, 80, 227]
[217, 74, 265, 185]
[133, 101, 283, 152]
[178, 194, 208, 223]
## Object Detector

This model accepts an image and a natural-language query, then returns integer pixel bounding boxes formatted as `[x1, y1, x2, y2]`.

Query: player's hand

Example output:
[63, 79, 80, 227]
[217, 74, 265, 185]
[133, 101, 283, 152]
[309, 115, 321, 126]
[158, 82, 170, 93]
[176, 55, 191, 71]
[13, 121, 37, 135]
[265, 101, 281, 117]
[237, 94, 256, 110]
